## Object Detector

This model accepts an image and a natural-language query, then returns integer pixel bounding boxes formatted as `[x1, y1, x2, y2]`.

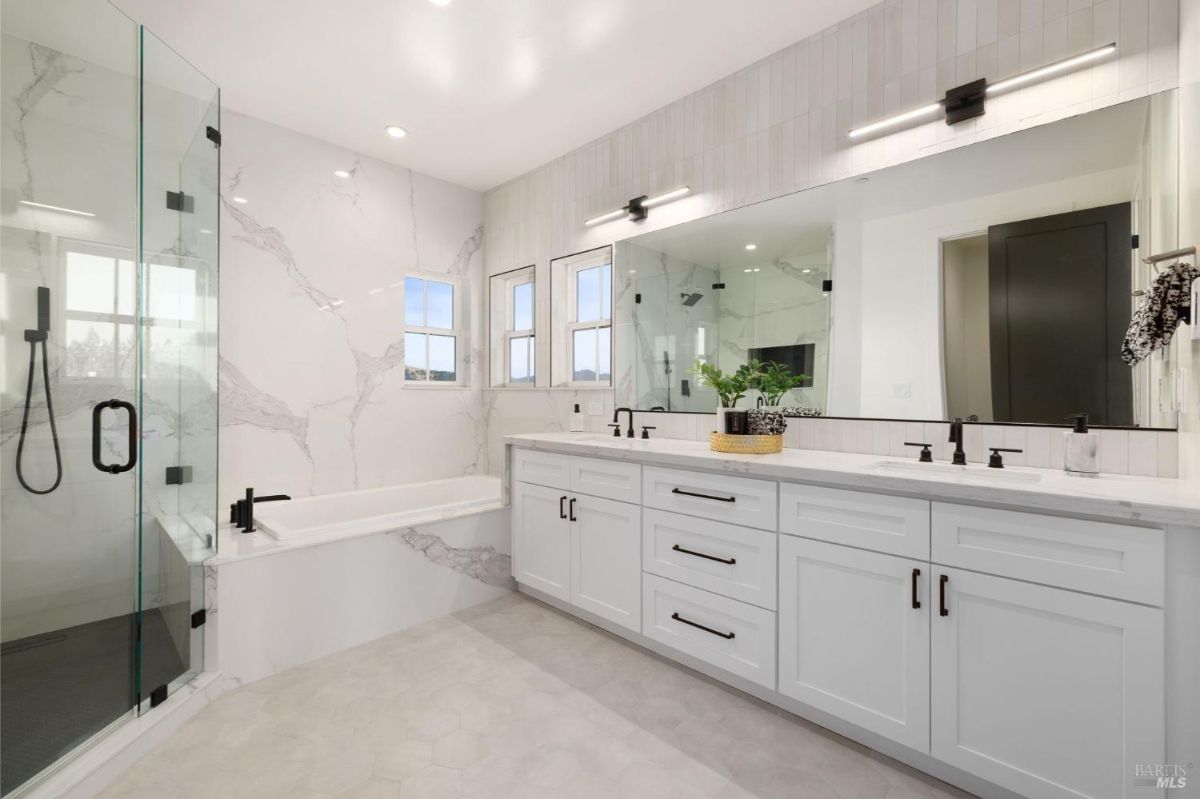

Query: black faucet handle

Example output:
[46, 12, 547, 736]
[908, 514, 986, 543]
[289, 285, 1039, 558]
[904, 442, 934, 463]
[987, 447, 1023, 469]
[641, 426, 656, 439]
[607, 423, 622, 437]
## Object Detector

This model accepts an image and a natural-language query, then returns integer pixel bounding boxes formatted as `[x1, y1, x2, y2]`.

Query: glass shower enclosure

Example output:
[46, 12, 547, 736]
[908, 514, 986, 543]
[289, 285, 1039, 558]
[0, 1, 219, 794]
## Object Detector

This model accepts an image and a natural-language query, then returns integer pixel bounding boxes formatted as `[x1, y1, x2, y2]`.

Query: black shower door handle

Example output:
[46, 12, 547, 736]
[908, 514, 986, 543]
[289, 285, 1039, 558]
[92, 399, 137, 474]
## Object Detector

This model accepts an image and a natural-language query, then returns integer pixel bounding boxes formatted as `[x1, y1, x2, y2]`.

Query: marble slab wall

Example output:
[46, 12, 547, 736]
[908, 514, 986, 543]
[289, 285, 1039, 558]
[481, 0, 1182, 477]
[218, 112, 486, 513]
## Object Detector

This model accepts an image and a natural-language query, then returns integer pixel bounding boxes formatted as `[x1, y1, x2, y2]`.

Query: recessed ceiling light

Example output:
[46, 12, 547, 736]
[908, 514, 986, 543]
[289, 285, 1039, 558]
[801, 268, 813, 273]
[743, 269, 752, 273]
[385, 125, 408, 139]
[628, 270, 637, 274]
[744, 243, 757, 251]
[430, 0, 451, 5]
[199, 228, 213, 235]
[334, 170, 351, 178]
[232, 196, 248, 204]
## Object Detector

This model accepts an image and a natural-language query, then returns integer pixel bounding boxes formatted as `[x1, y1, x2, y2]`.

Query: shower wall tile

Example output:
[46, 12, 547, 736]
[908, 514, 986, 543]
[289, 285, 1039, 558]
[481, 0, 1181, 480]
[218, 112, 486, 512]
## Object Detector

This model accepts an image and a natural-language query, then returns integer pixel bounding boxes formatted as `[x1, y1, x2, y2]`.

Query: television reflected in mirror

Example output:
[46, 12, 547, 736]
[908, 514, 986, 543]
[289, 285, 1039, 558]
[614, 89, 1182, 430]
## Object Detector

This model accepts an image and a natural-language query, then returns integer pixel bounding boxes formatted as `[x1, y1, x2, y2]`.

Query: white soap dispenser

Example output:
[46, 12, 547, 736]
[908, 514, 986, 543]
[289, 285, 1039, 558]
[1063, 413, 1099, 475]
[569, 403, 584, 433]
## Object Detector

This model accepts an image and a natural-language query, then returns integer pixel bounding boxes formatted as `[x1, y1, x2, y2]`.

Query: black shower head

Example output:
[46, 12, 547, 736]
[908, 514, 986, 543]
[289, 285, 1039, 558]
[680, 292, 703, 307]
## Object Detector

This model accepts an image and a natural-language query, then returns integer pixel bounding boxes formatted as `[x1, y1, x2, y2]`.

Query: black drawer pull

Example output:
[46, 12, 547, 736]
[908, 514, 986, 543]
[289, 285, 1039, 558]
[569, 497, 577, 521]
[671, 612, 735, 639]
[911, 568, 921, 609]
[559, 495, 567, 519]
[939, 574, 949, 617]
[671, 487, 735, 503]
[672, 544, 736, 565]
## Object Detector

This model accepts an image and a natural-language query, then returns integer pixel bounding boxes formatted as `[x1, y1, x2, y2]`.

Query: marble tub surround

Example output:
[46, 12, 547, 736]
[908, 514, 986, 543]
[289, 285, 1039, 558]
[219, 111, 487, 513]
[211, 507, 511, 687]
[506, 432, 1200, 526]
[98, 593, 971, 799]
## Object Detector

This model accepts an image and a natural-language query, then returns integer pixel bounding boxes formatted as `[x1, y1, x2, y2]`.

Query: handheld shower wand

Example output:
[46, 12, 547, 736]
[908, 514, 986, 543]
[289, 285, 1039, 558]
[16, 286, 62, 494]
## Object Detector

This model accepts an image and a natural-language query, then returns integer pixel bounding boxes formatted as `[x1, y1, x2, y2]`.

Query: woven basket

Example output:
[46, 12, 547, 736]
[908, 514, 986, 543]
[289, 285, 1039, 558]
[709, 432, 784, 455]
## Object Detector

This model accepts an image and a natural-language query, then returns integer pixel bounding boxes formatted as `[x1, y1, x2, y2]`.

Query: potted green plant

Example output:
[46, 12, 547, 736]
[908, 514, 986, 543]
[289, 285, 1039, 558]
[692, 360, 761, 431]
[750, 361, 810, 408]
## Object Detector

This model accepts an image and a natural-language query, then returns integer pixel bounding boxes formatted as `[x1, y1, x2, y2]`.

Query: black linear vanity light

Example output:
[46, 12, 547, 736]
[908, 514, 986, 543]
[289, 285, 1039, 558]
[848, 42, 1116, 140]
[584, 186, 690, 227]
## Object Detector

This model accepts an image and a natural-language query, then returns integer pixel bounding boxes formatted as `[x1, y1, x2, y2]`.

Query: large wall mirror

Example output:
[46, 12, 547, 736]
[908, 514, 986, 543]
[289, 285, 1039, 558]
[614, 89, 1183, 429]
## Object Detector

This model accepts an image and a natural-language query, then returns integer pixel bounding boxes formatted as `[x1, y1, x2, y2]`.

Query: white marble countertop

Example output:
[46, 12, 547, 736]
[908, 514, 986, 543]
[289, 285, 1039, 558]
[505, 432, 1200, 527]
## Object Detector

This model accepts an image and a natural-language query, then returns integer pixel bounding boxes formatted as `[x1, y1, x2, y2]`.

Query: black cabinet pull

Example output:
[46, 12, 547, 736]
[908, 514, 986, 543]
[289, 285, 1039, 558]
[91, 399, 137, 474]
[939, 574, 949, 617]
[672, 544, 736, 565]
[671, 612, 735, 639]
[911, 568, 921, 609]
[569, 497, 577, 521]
[559, 495, 567, 519]
[671, 487, 736, 503]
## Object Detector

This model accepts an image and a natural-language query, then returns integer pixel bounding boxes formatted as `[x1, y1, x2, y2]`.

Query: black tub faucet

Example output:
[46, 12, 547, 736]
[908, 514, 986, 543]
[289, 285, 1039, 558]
[948, 419, 967, 466]
[613, 407, 635, 438]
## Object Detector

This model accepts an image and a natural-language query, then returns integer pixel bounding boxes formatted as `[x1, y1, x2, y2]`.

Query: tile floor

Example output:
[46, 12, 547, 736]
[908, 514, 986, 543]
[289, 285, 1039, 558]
[100, 594, 974, 799]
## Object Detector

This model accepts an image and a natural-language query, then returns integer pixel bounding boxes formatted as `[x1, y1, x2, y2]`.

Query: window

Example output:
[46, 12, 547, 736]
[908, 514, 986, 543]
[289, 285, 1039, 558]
[404, 275, 460, 383]
[548, 247, 613, 386]
[489, 265, 537, 387]
[568, 261, 612, 383]
[61, 244, 199, 380]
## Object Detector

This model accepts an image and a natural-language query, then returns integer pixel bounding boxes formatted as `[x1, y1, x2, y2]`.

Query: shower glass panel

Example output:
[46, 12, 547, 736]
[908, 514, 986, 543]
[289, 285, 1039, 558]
[0, 5, 218, 795]
[137, 27, 219, 708]
[0, 1, 140, 793]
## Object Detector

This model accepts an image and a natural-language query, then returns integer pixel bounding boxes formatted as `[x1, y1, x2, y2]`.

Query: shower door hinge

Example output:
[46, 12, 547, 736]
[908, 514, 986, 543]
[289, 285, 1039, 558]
[635, 293, 641, 304]
[191, 609, 207, 629]
[206, 126, 221, 147]
[1131, 234, 1140, 250]
[166, 465, 193, 485]
[166, 190, 195, 213]
[149, 684, 168, 708]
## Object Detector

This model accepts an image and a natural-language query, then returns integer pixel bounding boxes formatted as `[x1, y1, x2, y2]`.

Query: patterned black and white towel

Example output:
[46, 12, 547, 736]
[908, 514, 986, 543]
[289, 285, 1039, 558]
[1121, 261, 1199, 366]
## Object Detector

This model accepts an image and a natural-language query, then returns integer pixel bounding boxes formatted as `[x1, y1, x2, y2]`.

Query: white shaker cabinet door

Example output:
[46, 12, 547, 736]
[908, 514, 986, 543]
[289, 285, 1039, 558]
[931, 567, 1164, 799]
[570, 493, 641, 632]
[777, 536, 930, 753]
[512, 482, 571, 601]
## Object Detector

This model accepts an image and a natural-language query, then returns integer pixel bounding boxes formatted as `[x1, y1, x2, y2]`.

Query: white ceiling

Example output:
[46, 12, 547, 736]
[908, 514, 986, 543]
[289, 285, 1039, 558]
[109, 0, 878, 191]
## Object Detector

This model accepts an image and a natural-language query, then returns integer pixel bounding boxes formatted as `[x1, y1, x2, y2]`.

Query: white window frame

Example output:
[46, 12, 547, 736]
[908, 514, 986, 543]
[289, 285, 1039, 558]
[403, 271, 465, 386]
[566, 259, 612, 386]
[502, 270, 536, 387]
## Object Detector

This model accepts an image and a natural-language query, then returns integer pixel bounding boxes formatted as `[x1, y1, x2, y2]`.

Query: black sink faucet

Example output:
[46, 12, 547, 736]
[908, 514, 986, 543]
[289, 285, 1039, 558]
[613, 407, 635, 438]
[948, 418, 967, 465]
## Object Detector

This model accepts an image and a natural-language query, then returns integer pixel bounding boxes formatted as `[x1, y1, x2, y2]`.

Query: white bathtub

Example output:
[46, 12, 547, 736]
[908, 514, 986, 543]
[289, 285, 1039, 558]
[254, 474, 502, 541]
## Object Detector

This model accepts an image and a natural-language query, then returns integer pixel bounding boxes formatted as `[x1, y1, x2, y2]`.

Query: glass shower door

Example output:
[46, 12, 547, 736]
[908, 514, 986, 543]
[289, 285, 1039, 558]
[137, 27, 220, 707]
[0, 1, 141, 793]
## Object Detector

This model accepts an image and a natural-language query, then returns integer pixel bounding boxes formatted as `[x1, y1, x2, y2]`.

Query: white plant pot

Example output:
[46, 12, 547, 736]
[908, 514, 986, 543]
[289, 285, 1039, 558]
[715, 406, 735, 433]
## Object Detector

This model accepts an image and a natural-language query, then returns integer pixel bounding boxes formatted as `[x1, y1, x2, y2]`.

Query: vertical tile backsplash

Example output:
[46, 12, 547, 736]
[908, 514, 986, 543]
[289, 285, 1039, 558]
[635, 411, 1178, 478]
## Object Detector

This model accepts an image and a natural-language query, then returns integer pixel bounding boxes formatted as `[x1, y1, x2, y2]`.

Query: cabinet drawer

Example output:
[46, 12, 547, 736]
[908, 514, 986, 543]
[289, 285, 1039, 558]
[642, 466, 778, 531]
[932, 504, 1164, 606]
[779, 483, 930, 559]
[642, 573, 776, 689]
[642, 509, 777, 609]
[570, 456, 641, 504]
[514, 448, 570, 489]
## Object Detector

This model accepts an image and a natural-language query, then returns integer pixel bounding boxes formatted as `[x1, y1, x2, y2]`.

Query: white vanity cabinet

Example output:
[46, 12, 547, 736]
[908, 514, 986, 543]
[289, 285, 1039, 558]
[511, 452, 641, 631]
[931, 566, 1164, 799]
[777, 535, 930, 752]
[509, 441, 1178, 799]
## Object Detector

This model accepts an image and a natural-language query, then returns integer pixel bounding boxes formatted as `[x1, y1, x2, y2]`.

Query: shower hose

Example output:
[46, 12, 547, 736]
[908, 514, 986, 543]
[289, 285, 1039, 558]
[15, 333, 62, 494]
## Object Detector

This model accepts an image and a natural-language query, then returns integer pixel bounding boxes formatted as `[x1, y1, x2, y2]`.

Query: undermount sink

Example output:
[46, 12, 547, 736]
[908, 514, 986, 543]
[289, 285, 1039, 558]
[868, 459, 1043, 484]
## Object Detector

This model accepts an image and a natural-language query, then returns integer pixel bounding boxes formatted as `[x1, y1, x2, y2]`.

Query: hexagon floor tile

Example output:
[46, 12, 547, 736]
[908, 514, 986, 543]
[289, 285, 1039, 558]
[97, 594, 975, 799]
